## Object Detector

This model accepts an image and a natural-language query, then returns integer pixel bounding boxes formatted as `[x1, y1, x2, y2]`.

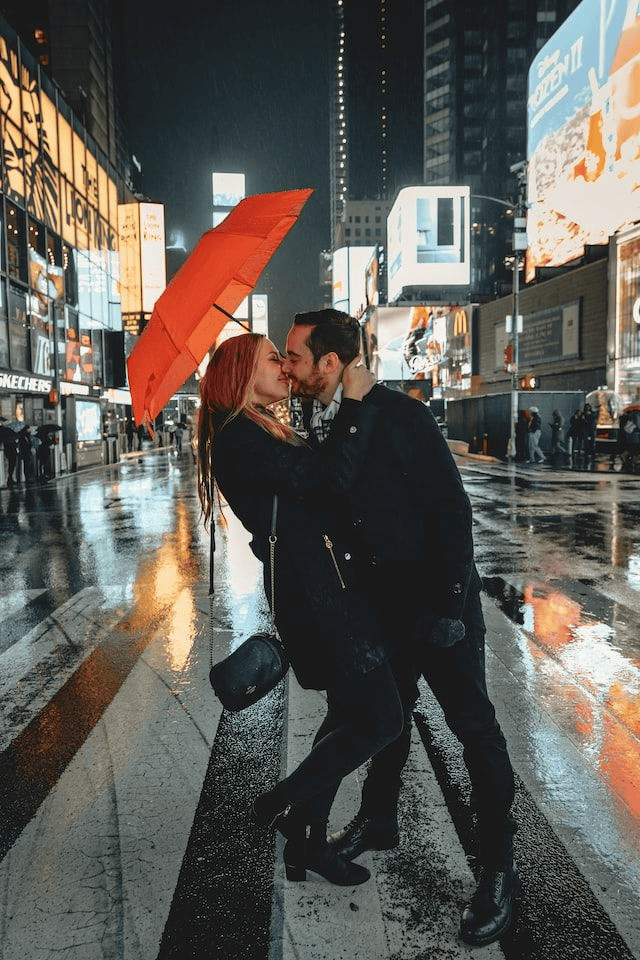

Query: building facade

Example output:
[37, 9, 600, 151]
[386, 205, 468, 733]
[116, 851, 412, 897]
[0, 15, 131, 478]
[423, 0, 581, 297]
[330, 0, 424, 249]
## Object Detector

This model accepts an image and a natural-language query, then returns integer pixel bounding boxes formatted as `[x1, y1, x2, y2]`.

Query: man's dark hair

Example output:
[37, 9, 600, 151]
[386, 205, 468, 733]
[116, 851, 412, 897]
[292, 308, 361, 365]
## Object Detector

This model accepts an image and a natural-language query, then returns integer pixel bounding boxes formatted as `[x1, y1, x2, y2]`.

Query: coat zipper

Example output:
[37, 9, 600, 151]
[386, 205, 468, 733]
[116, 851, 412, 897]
[323, 534, 346, 589]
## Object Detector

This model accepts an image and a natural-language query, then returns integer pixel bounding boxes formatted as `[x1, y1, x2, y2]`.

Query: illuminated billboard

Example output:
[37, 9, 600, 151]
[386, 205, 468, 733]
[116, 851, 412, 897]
[364, 303, 472, 396]
[212, 172, 245, 226]
[386, 187, 470, 302]
[332, 246, 375, 315]
[527, 0, 640, 280]
[118, 202, 167, 334]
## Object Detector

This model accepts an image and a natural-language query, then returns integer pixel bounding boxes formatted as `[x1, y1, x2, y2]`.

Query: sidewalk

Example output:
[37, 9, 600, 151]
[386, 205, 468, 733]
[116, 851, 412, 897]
[448, 439, 640, 478]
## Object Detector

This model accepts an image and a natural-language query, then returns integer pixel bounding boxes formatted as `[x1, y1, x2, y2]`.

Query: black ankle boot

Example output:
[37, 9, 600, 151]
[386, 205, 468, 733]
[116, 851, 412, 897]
[327, 811, 399, 860]
[283, 834, 371, 886]
[460, 860, 519, 946]
[250, 789, 296, 838]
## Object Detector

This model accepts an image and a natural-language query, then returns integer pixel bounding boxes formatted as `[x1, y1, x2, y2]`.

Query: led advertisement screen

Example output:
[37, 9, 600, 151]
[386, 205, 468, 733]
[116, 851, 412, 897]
[527, 0, 640, 280]
[364, 304, 472, 396]
[386, 187, 470, 302]
[332, 246, 376, 316]
[76, 399, 101, 442]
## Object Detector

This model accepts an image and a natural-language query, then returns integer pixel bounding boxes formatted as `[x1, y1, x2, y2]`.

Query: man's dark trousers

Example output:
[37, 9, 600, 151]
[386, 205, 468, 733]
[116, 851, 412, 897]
[360, 591, 516, 868]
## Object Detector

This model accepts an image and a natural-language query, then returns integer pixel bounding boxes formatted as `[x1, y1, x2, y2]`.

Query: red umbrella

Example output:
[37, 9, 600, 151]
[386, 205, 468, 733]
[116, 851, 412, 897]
[127, 188, 313, 426]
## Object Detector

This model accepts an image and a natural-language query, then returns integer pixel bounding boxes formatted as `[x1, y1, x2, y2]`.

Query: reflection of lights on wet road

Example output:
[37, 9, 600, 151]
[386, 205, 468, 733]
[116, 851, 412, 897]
[626, 549, 640, 587]
[515, 581, 640, 836]
[165, 588, 198, 671]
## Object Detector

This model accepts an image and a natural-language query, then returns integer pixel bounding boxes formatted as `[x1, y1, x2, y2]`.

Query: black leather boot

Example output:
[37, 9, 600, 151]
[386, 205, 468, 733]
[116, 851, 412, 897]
[459, 860, 519, 946]
[284, 833, 371, 885]
[327, 811, 400, 860]
[250, 788, 297, 838]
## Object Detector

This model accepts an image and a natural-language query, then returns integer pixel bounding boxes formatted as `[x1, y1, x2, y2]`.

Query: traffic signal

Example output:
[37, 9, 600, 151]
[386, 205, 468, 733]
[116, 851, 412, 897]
[519, 373, 538, 390]
[45, 387, 59, 408]
[503, 344, 513, 370]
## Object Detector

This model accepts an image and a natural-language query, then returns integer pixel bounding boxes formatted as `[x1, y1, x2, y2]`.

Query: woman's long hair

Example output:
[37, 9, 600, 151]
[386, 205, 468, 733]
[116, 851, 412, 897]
[197, 332, 303, 525]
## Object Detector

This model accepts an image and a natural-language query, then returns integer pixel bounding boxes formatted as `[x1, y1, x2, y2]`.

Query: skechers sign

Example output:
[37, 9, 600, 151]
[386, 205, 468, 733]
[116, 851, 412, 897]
[0, 373, 52, 394]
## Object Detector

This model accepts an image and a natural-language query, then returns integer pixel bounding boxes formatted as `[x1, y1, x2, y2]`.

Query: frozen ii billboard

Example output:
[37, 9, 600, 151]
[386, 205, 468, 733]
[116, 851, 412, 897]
[526, 0, 640, 281]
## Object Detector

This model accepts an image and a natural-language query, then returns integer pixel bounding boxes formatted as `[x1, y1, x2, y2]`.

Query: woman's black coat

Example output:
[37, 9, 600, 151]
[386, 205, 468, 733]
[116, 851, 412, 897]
[211, 401, 386, 690]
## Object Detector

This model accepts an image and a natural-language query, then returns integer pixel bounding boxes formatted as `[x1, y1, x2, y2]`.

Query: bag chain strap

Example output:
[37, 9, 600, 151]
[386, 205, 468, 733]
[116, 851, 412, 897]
[209, 492, 279, 670]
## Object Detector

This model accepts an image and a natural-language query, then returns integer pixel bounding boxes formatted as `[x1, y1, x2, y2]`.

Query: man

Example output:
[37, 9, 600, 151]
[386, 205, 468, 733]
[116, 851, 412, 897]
[282, 309, 518, 948]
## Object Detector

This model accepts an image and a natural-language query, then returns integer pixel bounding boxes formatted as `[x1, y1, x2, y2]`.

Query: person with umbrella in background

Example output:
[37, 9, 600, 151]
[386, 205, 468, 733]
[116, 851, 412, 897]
[17, 426, 34, 483]
[0, 422, 18, 485]
[35, 424, 62, 481]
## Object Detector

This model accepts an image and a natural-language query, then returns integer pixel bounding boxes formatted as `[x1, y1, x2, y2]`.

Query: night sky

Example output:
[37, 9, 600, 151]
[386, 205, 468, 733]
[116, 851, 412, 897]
[122, 1, 334, 350]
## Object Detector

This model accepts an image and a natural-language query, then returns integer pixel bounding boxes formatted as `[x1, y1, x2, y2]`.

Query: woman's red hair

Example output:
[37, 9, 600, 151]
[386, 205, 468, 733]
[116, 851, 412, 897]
[197, 332, 303, 524]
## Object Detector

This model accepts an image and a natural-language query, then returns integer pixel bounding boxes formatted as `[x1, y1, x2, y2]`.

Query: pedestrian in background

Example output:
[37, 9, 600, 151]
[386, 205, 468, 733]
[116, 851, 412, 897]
[126, 417, 134, 452]
[3, 435, 18, 485]
[198, 332, 404, 889]
[515, 409, 529, 461]
[174, 421, 184, 453]
[283, 309, 518, 947]
[527, 406, 545, 463]
[583, 403, 596, 458]
[550, 409, 567, 460]
[17, 427, 34, 482]
[568, 408, 584, 458]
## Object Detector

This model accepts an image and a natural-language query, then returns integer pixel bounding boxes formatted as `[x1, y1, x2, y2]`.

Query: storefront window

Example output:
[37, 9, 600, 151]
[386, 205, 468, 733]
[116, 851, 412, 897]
[6, 203, 27, 282]
[0, 282, 9, 367]
[92, 329, 103, 386]
[63, 243, 78, 307]
[79, 328, 94, 385]
[47, 231, 64, 303]
[30, 304, 53, 377]
[8, 284, 29, 370]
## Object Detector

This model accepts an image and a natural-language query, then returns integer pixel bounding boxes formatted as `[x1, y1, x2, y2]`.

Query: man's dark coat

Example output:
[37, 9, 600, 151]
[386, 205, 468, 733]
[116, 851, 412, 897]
[211, 401, 386, 689]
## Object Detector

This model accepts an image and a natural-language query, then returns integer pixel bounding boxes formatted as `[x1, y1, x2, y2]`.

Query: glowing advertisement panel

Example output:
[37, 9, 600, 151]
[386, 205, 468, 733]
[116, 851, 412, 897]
[387, 187, 470, 302]
[118, 204, 142, 328]
[527, 0, 640, 280]
[364, 304, 472, 395]
[212, 172, 245, 209]
[332, 246, 375, 316]
[76, 399, 101, 441]
[140, 203, 167, 314]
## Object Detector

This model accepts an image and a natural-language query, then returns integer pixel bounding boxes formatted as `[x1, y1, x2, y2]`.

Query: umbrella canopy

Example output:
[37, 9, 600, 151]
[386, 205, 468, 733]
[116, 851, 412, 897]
[623, 404, 640, 413]
[127, 187, 313, 426]
[36, 423, 63, 436]
[0, 425, 19, 443]
[3, 420, 29, 433]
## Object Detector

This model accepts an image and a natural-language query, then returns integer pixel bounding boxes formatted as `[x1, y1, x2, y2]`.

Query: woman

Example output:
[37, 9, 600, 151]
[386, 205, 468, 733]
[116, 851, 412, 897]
[197, 333, 403, 887]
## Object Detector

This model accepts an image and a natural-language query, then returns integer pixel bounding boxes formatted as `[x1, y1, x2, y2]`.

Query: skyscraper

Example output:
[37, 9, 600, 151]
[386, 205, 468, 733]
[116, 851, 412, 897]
[423, 0, 581, 296]
[2, 0, 130, 178]
[330, 0, 424, 248]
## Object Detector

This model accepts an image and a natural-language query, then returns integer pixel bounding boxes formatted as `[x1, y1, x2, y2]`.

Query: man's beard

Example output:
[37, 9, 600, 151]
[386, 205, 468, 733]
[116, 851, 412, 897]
[288, 368, 330, 399]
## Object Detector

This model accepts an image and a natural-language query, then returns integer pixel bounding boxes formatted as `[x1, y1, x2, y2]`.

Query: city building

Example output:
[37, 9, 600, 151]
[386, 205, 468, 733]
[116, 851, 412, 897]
[423, 0, 581, 298]
[0, 12, 137, 481]
[330, 0, 423, 251]
[2, 0, 131, 179]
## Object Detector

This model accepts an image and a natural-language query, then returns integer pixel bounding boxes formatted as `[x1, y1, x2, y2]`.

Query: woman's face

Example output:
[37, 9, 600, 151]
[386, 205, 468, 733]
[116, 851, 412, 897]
[250, 338, 290, 406]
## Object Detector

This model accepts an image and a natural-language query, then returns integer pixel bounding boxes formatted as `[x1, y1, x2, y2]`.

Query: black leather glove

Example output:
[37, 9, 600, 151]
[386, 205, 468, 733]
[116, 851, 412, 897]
[430, 617, 465, 648]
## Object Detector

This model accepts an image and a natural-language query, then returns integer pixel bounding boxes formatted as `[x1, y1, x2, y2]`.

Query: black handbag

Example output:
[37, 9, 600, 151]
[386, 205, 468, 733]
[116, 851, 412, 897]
[209, 494, 289, 711]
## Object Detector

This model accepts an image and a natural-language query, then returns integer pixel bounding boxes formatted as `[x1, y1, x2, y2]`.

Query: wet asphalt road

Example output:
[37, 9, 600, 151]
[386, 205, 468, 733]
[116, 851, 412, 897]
[0, 446, 639, 959]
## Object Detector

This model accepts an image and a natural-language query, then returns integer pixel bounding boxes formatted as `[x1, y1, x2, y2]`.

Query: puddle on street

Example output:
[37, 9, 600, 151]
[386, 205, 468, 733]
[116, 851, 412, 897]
[484, 576, 640, 832]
